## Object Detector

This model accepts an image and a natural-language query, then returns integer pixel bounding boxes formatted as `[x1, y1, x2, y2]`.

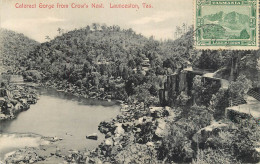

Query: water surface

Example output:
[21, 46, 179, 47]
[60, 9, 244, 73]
[0, 88, 120, 158]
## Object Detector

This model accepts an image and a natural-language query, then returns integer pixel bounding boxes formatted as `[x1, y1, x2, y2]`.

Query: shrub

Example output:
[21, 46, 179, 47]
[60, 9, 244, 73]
[193, 148, 240, 164]
[176, 91, 190, 106]
[209, 89, 230, 120]
[229, 75, 252, 99]
[160, 123, 193, 163]
[114, 144, 158, 164]
[204, 121, 260, 163]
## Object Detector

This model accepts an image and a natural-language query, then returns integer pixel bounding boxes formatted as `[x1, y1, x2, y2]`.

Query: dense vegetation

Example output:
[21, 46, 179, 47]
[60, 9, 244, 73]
[0, 29, 39, 68]
[1, 25, 199, 103]
[1, 24, 259, 163]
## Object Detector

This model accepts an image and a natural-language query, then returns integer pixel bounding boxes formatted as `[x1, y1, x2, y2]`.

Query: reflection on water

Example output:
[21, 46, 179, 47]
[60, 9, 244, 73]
[38, 88, 118, 106]
[0, 88, 120, 158]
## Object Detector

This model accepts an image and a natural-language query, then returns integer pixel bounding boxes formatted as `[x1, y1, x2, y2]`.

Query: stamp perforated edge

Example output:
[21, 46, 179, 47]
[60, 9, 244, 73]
[193, 0, 259, 50]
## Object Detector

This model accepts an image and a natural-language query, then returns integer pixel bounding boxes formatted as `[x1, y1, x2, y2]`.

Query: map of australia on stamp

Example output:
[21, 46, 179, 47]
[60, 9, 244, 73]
[194, 0, 259, 50]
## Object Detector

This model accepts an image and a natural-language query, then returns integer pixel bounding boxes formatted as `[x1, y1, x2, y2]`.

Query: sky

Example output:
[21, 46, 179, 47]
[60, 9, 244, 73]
[0, 0, 193, 42]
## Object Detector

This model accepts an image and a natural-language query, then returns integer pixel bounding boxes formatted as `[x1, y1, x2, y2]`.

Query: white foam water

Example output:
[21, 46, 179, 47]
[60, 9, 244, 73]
[0, 133, 49, 160]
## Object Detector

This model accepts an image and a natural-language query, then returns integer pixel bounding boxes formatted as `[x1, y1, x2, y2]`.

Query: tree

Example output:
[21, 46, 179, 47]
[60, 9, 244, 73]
[133, 83, 152, 105]
[101, 24, 107, 31]
[176, 91, 190, 106]
[160, 123, 193, 163]
[128, 59, 136, 69]
[99, 75, 108, 88]
[134, 57, 143, 66]
[229, 75, 252, 99]
[240, 53, 259, 70]
[92, 23, 100, 31]
[209, 89, 230, 120]
[155, 66, 164, 75]
[240, 29, 250, 39]
[114, 143, 159, 164]
[57, 28, 64, 35]
[204, 121, 260, 163]
[45, 36, 51, 41]
[175, 26, 182, 38]
[83, 61, 91, 73]
[257, 58, 260, 71]
[163, 58, 175, 69]
[76, 79, 83, 87]
[196, 50, 223, 70]
[149, 84, 158, 96]
[182, 23, 187, 34]
[193, 148, 238, 164]
[91, 72, 101, 88]
[188, 105, 213, 129]
[192, 75, 204, 105]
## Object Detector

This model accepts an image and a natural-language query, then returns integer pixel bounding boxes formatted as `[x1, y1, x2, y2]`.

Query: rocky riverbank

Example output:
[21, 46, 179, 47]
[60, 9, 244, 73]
[63, 103, 175, 163]
[2, 135, 63, 163]
[41, 79, 124, 102]
[1, 99, 174, 163]
[0, 84, 39, 121]
[1, 76, 175, 163]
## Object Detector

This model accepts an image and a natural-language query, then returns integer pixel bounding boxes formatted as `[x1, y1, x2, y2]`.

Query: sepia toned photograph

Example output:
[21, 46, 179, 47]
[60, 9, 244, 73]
[0, 0, 259, 163]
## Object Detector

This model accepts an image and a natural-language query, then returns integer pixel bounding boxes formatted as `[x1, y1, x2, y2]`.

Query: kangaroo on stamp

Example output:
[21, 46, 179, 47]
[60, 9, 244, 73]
[194, 0, 259, 50]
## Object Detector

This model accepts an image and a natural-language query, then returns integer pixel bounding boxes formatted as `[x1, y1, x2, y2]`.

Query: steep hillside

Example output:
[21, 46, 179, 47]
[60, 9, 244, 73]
[3, 24, 204, 103]
[0, 28, 39, 72]
[224, 11, 249, 24]
[2, 26, 258, 88]
[20, 26, 164, 82]
[16, 25, 195, 80]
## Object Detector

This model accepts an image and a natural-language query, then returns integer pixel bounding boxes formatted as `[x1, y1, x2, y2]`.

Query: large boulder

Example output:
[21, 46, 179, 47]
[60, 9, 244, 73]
[134, 116, 153, 126]
[155, 119, 167, 138]
[114, 123, 125, 135]
[14, 103, 23, 111]
[149, 106, 169, 118]
[105, 138, 114, 146]
[86, 133, 98, 140]
[98, 121, 116, 134]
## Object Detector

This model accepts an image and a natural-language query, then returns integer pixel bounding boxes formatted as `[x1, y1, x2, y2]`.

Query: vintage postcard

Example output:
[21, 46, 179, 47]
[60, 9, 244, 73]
[0, 0, 260, 163]
[194, 0, 259, 50]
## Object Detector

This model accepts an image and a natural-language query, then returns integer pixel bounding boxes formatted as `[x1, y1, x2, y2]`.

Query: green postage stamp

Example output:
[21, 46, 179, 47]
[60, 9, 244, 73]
[194, 0, 259, 50]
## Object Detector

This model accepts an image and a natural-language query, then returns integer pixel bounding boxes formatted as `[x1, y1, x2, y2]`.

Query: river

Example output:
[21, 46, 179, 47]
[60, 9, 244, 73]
[0, 88, 120, 159]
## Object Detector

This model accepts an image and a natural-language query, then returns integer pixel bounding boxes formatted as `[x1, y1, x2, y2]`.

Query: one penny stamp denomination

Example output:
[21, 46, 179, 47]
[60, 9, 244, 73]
[194, 0, 259, 50]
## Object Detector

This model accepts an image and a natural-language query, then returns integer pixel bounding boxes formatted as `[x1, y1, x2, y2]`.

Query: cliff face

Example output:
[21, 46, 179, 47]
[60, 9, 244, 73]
[159, 69, 222, 107]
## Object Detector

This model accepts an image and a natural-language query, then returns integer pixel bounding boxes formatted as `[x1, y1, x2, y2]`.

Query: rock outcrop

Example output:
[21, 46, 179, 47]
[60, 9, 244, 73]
[86, 133, 98, 140]
[0, 85, 38, 121]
